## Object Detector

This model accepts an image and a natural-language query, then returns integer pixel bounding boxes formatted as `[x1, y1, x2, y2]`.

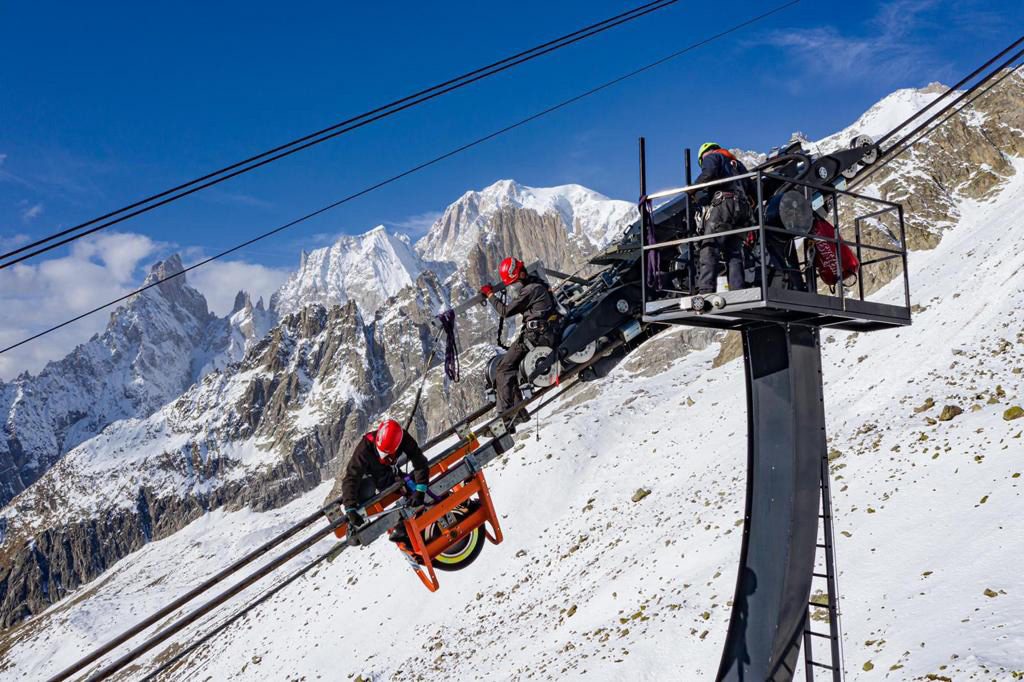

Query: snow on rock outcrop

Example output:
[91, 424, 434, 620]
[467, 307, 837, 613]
[196, 291, 276, 377]
[5, 161, 1023, 681]
[0, 302, 381, 626]
[416, 179, 637, 265]
[271, 226, 424, 318]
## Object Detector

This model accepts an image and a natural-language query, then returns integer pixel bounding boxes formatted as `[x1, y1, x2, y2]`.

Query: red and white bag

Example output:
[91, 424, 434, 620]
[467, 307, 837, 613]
[811, 218, 859, 287]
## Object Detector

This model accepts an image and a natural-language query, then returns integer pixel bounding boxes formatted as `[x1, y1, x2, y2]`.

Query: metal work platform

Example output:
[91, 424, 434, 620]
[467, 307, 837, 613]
[632, 141, 913, 682]
[639, 169, 912, 333]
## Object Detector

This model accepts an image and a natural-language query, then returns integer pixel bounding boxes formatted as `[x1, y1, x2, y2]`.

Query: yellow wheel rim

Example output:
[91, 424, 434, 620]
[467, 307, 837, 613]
[434, 528, 480, 565]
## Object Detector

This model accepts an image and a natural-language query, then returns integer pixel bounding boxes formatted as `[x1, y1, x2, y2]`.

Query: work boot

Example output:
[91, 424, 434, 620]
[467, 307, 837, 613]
[388, 526, 410, 544]
[503, 408, 530, 434]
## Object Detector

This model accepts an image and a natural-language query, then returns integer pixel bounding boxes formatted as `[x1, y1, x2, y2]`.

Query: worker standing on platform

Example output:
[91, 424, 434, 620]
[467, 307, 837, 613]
[480, 257, 560, 431]
[692, 142, 754, 294]
[341, 419, 429, 534]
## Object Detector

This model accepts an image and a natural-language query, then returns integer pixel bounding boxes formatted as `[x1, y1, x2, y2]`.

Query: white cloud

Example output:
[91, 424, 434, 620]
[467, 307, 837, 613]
[20, 203, 43, 222]
[0, 233, 30, 252]
[0, 229, 292, 379]
[0, 232, 161, 380]
[753, 0, 948, 86]
[389, 210, 443, 238]
[187, 259, 290, 316]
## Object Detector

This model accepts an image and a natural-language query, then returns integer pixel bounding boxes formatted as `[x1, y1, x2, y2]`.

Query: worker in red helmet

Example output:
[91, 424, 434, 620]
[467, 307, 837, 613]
[479, 257, 560, 430]
[341, 419, 429, 531]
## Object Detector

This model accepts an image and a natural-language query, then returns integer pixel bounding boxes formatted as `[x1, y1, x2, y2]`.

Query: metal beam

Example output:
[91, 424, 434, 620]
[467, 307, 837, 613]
[717, 323, 824, 681]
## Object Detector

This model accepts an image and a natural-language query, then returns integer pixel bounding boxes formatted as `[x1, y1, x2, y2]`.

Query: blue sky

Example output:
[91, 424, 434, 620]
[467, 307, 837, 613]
[0, 0, 1017, 376]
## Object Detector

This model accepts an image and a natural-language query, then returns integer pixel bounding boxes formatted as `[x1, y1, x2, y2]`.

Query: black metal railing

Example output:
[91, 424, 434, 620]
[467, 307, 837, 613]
[638, 168, 911, 324]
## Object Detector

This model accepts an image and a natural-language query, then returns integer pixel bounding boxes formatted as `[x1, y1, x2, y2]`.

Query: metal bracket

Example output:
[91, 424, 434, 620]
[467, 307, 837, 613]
[322, 501, 345, 526]
[488, 418, 508, 439]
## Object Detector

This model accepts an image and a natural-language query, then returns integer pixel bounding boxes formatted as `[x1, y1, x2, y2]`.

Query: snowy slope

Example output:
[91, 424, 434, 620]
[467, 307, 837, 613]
[416, 179, 637, 264]
[5, 160, 1022, 681]
[272, 226, 424, 318]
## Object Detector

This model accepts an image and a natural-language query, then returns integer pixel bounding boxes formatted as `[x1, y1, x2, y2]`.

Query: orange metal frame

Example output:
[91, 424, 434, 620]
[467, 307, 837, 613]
[333, 434, 481, 541]
[398, 469, 503, 592]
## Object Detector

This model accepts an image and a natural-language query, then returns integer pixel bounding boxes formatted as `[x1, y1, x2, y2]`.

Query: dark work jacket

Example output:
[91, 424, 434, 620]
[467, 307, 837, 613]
[488, 275, 558, 323]
[341, 431, 429, 508]
[693, 149, 754, 207]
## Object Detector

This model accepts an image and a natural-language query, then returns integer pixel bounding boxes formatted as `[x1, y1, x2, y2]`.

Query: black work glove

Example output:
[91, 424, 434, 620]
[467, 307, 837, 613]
[408, 490, 426, 508]
[345, 508, 367, 528]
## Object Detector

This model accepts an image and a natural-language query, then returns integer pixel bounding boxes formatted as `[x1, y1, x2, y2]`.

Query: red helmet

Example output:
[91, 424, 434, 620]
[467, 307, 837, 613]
[499, 257, 524, 286]
[374, 419, 403, 460]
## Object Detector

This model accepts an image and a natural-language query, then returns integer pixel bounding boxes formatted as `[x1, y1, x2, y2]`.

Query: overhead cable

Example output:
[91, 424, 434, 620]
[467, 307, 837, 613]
[1, 0, 800, 357]
[0, 0, 678, 268]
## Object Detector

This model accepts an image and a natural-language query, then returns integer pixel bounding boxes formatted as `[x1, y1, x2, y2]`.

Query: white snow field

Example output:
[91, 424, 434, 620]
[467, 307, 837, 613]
[4, 159, 1022, 681]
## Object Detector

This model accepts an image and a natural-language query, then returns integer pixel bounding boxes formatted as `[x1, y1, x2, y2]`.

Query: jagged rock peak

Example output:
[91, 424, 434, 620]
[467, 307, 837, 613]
[232, 290, 252, 314]
[143, 253, 185, 286]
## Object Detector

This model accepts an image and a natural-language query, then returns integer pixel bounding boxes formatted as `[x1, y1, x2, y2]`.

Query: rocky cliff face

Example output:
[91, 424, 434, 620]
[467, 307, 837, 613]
[0, 301, 380, 626]
[0, 256, 231, 508]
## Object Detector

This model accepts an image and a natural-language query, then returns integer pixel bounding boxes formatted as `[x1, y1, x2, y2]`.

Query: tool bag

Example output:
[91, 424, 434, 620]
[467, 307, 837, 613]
[810, 217, 859, 288]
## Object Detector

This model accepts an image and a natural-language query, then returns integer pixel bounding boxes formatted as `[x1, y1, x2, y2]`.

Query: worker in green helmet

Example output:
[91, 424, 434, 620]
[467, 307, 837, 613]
[692, 143, 755, 294]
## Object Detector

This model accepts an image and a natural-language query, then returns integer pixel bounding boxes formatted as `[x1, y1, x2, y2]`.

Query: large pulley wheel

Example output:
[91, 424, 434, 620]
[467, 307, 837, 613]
[422, 502, 485, 572]
[521, 346, 559, 387]
[777, 191, 813, 235]
[850, 134, 879, 165]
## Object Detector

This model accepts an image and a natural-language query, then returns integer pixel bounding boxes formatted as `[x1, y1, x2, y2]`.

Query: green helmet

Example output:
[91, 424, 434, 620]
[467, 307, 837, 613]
[698, 142, 721, 167]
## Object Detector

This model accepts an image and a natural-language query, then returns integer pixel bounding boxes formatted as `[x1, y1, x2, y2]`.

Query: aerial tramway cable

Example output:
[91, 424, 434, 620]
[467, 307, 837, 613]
[1, 0, 799, 357]
[49, 8, 1024, 682]
[0, 0, 679, 269]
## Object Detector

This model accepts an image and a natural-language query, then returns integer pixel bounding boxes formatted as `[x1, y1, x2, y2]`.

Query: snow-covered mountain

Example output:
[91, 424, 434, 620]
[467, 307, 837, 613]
[270, 181, 636, 322]
[0, 256, 281, 508]
[0, 257, 213, 506]
[1, 74, 1023, 679]
[272, 226, 424, 318]
[815, 82, 949, 153]
[5, 155, 1023, 681]
[416, 179, 637, 264]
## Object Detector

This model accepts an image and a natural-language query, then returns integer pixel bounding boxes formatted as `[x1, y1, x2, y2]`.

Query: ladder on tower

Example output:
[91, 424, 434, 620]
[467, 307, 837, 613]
[802, 449, 845, 680]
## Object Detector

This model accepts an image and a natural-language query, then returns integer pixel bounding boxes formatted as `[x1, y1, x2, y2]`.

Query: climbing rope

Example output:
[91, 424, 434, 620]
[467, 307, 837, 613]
[404, 309, 462, 430]
[437, 309, 460, 383]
